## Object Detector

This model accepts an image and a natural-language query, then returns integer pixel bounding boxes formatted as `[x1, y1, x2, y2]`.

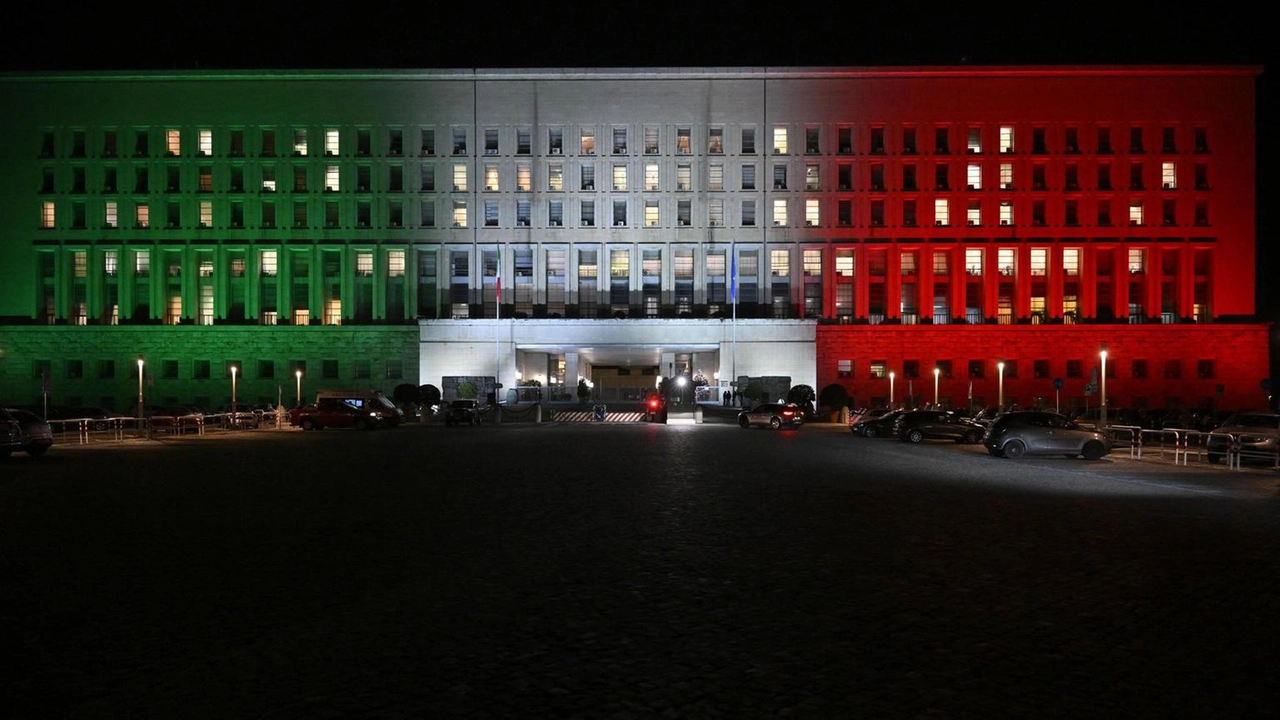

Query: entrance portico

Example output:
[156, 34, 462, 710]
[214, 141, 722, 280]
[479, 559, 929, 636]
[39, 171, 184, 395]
[419, 318, 816, 401]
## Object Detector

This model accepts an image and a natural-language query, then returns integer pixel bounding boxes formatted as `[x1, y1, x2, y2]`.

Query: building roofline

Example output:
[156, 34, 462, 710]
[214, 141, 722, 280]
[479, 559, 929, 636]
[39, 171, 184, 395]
[0, 64, 1264, 84]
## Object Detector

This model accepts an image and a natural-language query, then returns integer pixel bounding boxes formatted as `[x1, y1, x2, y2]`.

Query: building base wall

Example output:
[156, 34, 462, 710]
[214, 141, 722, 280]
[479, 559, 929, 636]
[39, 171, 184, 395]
[816, 323, 1272, 413]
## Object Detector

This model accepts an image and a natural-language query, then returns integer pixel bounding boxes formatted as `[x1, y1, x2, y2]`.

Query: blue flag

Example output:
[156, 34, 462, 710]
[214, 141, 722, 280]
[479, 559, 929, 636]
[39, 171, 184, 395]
[730, 252, 737, 302]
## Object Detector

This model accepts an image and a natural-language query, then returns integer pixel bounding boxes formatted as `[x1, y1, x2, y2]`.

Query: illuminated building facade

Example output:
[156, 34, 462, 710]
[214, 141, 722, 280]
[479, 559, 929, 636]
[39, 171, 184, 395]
[0, 66, 1269, 412]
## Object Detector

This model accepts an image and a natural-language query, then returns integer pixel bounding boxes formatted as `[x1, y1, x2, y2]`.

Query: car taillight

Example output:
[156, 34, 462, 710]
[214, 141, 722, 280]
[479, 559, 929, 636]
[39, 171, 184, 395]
[782, 409, 794, 417]
[649, 399, 660, 410]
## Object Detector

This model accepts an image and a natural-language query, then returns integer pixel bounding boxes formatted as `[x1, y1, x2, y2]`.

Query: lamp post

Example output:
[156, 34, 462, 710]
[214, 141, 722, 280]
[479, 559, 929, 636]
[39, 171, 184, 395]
[1100, 345, 1108, 429]
[231, 365, 238, 408]
[889, 371, 896, 408]
[295, 369, 302, 407]
[136, 356, 145, 418]
[997, 361, 1005, 411]
[933, 367, 940, 407]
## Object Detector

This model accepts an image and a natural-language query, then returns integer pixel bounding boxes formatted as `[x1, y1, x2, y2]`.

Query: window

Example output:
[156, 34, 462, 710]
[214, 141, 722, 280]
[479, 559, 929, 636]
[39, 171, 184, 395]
[612, 165, 627, 191]
[325, 128, 340, 155]
[452, 200, 467, 227]
[41, 201, 55, 228]
[516, 163, 531, 192]
[967, 163, 981, 190]
[485, 128, 499, 155]
[580, 128, 595, 155]
[166, 128, 181, 155]
[293, 128, 307, 156]
[676, 127, 691, 154]
[645, 200, 659, 227]
[742, 200, 755, 227]
[516, 128, 531, 155]
[1128, 248, 1146, 274]
[135, 203, 149, 228]
[1162, 162, 1177, 189]
[870, 361, 887, 379]
[612, 126, 627, 154]
[934, 199, 949, 226]
[484, 165, 499, 191]
[742, 164, 756, 190]
[708, 127, 724, 154]
[549, 163, 563, 191]
[548, 127, 563, 154]
[999, 126, 1014, 154]
[355, 252, 374, 277]
[644, 126, 659, 154]
[1030, 248, 1047, 276]
[772, 126, 788, 154]
[741, 127, 756, 154]
[967, 127, 982, 154]
[772, 199, 787, 226]
[452, 164, 467, 192]
[452, 127, 467, 155]
[805, 200, 819, 227]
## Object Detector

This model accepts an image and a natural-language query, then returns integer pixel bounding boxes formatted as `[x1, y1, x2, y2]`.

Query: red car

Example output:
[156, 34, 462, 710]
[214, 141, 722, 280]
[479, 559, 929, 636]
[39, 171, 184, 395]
[289, 397, 398, 431]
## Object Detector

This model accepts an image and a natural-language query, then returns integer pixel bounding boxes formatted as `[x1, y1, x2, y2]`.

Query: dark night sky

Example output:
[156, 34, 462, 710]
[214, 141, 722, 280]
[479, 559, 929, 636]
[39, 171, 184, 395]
[4, 3, 1276, 368]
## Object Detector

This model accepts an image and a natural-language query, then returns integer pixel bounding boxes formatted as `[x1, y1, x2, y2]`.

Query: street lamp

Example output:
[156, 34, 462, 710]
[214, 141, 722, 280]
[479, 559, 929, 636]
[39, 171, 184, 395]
[295, 369, 303, 407]
[889, 371, 896, 408]
[997, 361, 1005, 411]
[136, 356, 145, 418]
[231, 365, 238, 408]
[933, 367, 940, 407]
[1100, 345, 1108, 429]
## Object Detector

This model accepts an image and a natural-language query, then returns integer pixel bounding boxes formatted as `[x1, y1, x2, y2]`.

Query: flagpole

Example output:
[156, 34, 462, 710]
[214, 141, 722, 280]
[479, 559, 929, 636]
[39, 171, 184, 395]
[731, 241, 737, 399]
[495, 244, 501, 403]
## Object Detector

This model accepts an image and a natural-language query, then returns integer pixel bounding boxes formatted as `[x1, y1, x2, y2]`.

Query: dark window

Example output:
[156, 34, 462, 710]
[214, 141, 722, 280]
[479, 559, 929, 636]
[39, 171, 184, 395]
[968, 360, 984, 378]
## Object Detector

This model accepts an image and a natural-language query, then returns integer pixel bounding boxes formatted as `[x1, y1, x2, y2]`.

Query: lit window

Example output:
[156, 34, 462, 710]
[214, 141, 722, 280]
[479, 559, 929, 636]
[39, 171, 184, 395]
[452, 200, 467, 227]
[805, 199, 819, 227]
[835, 251, 854, 277]
[166, 128, 181, 155]
[967, 127, 982, 153]
[772, 126, 788, 154]
[998, 248, 1016, 276]
[1129, 200, 1144, 226]
[324, 299, 341, 325]
[1128, 248, 1146, 273]
[708, 127, 724, 154]
[198, 257, 213, 277]
[999, 201, 1013, 226]
[548, 164, 562, 191]
[1063, 248, 1080, 276]
[135, 249, 150, 275]
[452, 164, 467, 191]
[965, 248, 982, 275]
[676, 165, 691, 191]
[356, 252, 373, 276]
[934, 199, 949, 226]
[73, 250, 87, 277]
[199, 201, 212, 227]
[166, 295, 182, 325]
[292, 309, 309, 325]
[967, 163, 981, 189]
[198, 129, 212, 156]
[484, 165, 499, 191]
[260, 250, 277, 276]
[1031, 248, 1048, 276]
[900, 251, 916, 275]
[199, 285, 214, 325]
[644, 126, 659, 154]
[967, 201, 981, 226]
[708, 164, 723, 191]
[676, 127, 691, 154]
[645, 163, 659, 191]
[771, 249, 790, 278]
[999, 126, 1014, 153]
[1161, 162, 1177, 189]
[772, 199, 787, 226]
[708, 198, 723, 227]
[580, 128, 595, 155]
[262, 166, 276, 192]
[104, 201, 117, 228]
[645, 200, 659, 227]
[136, 204, 149, 228]
[104, 251, 118, 277]
[612, 165, 627, 191]
[41, 202, 55, 228]
[388, 251, 405, 277]
[516, 163, 531, 191]
[326, 166, 340, 191]
[293, 128, 307, 155]
[999, 163, 1013, 189]
[325, 129, 340, 155]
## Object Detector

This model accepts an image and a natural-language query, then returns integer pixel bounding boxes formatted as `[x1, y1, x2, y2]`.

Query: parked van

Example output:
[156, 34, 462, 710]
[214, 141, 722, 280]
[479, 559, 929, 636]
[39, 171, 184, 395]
[307, 389, 403, 427]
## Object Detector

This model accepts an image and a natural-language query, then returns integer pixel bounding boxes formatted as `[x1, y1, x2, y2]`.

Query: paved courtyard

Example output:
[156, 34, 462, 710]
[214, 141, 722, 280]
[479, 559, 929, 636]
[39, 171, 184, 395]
[3, 421, 1279, 718]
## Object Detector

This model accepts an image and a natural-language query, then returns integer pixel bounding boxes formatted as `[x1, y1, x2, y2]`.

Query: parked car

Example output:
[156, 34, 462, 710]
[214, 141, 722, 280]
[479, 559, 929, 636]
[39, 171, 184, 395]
[737, 402, 804, 430]
[893, 410, 985, 444]
[5, 408, 53, 456]
[444, 399, 483, 426]
[290, 397, 399, 431]
[1205, 410, 1280, 464]
[983, 410, 1111, 460]
[48, 406, 126, 432]
[148, 406, 205, 433]
[851, 409, 905, 438]
[216, 402, 261, 429]
[848, 407, 891, 427]
[0, 407, 24, 457]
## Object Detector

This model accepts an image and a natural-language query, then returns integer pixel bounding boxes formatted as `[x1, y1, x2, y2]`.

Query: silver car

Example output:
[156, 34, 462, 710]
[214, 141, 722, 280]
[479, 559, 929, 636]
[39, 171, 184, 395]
[5, 408, 53, 456]
[1206, 411, 1280, 464]
[983, 410, 1110, 460]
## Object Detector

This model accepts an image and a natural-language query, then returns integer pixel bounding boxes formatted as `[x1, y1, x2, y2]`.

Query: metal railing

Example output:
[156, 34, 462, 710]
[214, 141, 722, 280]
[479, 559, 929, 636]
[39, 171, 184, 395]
[1103, 425, 1279, 470]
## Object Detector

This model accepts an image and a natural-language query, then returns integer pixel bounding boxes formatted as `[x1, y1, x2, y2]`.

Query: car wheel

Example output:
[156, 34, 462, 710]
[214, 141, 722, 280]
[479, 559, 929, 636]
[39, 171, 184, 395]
[92, 420, 108, 432]
[739, 416, 750, 429]
[905, 429, 924, 443]
[770, 417, 782, 430]
[301, 418, 316, 431]
[864, 426, 878, 438]
[1082, 441, 1107, 460]
[1003, 440, 1027, 459]
[962, 430, 982, 444]
[355, 417, 370, 431]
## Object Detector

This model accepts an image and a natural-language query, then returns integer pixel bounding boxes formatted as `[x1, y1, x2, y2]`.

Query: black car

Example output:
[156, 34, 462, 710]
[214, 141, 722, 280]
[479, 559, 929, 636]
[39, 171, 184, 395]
[738, 402, 804, 430]
[444, 399, 483, 426]
[851, 409, 905, 438]
[893, 410, 985, 444]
